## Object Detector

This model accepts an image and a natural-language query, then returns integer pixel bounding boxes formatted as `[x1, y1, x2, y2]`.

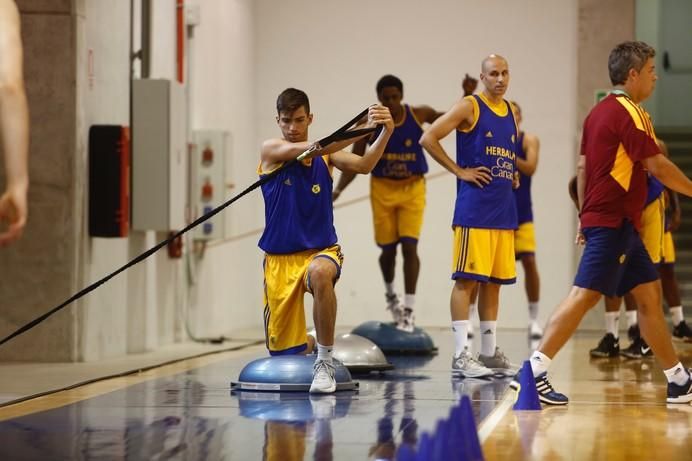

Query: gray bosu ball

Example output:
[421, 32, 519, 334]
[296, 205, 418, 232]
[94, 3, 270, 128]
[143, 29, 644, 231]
[351, 321, 437, 355]
[332, 333, 394, 373]
[231, 355, 358, 392]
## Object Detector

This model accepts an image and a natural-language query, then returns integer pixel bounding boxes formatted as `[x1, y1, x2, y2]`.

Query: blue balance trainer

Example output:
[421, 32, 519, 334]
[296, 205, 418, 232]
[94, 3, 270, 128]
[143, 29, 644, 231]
[351, 321, 437, 355]
[231, 355, 358, 392]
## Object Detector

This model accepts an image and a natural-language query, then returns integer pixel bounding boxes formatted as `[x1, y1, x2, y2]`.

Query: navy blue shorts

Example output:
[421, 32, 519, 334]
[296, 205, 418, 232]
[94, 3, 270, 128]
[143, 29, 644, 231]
[574, 221, 659, 297]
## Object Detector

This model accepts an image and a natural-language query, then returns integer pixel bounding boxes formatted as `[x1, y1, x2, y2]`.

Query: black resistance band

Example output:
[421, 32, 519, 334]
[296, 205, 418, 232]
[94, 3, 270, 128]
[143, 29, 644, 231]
[0, 107, 378, 348]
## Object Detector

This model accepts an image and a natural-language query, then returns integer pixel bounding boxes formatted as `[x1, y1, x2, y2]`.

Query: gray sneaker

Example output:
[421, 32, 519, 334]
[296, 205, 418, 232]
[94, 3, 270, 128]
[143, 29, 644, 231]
[451, 349, 493, 378]
[386, 293, 404, 323]
[310, 359, 336, 394]
[478, 347, 519, 376]
[396, 308, 415, 333]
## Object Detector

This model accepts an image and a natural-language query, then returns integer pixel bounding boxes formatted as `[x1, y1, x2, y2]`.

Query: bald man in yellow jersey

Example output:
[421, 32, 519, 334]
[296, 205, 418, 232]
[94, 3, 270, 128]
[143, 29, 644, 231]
[421, 55, 520, 378]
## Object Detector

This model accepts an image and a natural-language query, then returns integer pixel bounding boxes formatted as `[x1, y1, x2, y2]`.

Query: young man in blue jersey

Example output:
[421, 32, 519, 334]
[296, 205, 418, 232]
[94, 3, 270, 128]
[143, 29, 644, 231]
[511, 101, 543, 340]
[332, 74, 443, 332]
[259, 88, 393, 393]
[420, 55, 519, 378]
[659, 186, 692, 343]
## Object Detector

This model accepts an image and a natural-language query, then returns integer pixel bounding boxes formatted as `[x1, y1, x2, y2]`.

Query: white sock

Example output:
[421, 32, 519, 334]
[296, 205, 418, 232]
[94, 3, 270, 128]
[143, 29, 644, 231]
[479, 321, 497, 356]
[452, 320, 469, 357]
[530, 351, 552, 377]
[385, 282, 395, 297]
[404, 294, 415, 310]
[528, 302, 539, 321]
[670, 306, 684, 326]
[469, 303, 477, 326]
[314, 418, 332, 436]
[316, 341, 333, 363]
[664, 362, 690, 386]
[625, 311, 638, 329]
[605, 312, 620, 339]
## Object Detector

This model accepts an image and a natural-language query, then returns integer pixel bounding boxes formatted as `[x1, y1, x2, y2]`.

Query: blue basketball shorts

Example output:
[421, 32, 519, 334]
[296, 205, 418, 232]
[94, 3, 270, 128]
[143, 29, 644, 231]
[574, 221, 659, 297]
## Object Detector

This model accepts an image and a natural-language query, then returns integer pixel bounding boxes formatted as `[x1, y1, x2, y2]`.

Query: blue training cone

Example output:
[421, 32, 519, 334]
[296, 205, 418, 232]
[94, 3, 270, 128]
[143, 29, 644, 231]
[459, 395, 484, 461]
[513, 360, 542, 411]
[396, 443, 416, 461]
[416, 432, 433, 461]
[431, 419, 449, 460]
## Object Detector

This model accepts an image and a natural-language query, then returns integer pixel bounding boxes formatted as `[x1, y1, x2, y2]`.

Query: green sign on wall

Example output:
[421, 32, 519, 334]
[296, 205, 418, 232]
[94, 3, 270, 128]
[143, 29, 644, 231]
[594, 89, 609, 104]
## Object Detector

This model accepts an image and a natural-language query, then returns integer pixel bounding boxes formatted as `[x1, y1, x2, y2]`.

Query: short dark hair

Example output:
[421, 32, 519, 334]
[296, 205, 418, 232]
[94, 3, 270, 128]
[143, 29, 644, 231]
[608, 41, 656, 86]
[276, 88, 310, 115]
[376, 74, 403, 94]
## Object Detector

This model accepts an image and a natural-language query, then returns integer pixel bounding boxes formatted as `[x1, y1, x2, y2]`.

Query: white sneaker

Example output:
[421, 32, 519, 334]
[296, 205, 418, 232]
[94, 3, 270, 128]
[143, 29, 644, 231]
[310, 359, 336, 394]
[386, 293, 404, 323]
[529, 321, 543, 339]
[310, 394, 337, 419]
[451, 349, 493, 378]
[396, 308, 415, 333]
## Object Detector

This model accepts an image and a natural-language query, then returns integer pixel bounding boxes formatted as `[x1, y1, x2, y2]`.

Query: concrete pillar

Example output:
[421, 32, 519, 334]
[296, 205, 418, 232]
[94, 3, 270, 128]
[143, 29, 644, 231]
[576, 0, 635, 330]
[0, 1, 80, 360]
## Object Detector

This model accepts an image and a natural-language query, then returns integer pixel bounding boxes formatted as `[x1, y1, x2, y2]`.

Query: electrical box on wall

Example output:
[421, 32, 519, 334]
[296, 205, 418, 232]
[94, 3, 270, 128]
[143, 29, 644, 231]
[190, 130, 228, 240]
[132, 79, 187, 231]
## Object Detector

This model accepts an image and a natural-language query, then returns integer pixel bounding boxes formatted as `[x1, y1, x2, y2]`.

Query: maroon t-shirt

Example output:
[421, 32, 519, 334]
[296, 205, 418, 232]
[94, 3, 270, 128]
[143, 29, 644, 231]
[580, 93, 660, 231]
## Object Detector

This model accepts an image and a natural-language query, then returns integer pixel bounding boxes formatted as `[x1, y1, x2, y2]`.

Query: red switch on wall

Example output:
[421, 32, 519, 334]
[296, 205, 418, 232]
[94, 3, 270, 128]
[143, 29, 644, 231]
[201, 177, 213, 202]
[167, 232, 183, 258]
[202, 145, 214, 165]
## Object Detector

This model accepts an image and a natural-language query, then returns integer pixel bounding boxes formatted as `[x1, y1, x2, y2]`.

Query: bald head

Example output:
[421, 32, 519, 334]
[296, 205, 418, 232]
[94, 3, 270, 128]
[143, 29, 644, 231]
[480, 54, 510, 99]
[481, 54, 508, 73]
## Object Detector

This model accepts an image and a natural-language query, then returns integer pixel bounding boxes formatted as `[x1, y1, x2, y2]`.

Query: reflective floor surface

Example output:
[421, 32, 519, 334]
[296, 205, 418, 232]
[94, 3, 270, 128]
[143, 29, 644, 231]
[0, 328, 519, 460]
[0, 328, 690, 460]
[483, 333, 692, 460]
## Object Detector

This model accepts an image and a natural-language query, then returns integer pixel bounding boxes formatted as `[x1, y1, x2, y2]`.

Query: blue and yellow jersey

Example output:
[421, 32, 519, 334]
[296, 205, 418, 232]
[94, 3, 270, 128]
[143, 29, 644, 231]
[454, 94, 518, 229]
[370, 104, 427, 179]
[514, 131, 533, 224]
[258, 156, 337, 254]
[645, 173, 665, 206]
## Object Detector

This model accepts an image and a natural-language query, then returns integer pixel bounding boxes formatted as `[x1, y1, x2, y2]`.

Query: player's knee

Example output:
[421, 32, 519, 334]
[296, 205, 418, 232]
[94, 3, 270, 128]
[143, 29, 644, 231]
[308, 261, 337, 288]
[379, 246, 397, 262]
[521, 254, 536, 268]
[571, 287, 601, 311]
[658, 264, 673, 280]
[401, 242, 418, 259]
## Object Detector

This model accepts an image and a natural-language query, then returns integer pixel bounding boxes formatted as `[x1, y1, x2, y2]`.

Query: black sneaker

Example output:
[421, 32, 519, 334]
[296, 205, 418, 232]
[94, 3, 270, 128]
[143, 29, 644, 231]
[535, 373, 569, 405]
[627, 324, 640, 341]
[667, 369, 692, 404]
[621, 336, 653, 359]
[589, 333, 620, 358]
[508, 366, 568, 406]
[672, 320, 692, 343]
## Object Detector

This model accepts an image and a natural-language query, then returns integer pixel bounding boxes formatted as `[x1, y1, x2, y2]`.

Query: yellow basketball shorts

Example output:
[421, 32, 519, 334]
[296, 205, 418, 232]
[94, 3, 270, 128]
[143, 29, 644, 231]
[264, 421, 307, 461]
[370, 176, 425, 247]
[514, 222, 536, 258]
[640, 193, 664, 264]
[452, 226, 516, 284]
[262, 245, 344, 355]
[662, 231, 676, 265]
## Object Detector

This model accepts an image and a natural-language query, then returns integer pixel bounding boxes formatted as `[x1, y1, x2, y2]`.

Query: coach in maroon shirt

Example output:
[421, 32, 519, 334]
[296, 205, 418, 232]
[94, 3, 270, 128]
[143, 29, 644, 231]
[517, 41, 692, 406]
